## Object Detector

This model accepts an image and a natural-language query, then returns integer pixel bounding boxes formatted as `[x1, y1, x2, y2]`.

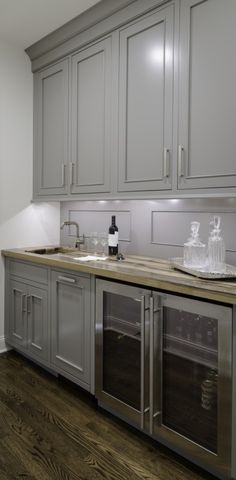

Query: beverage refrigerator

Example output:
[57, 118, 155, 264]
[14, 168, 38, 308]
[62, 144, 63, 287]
[95, 278, 232, 479]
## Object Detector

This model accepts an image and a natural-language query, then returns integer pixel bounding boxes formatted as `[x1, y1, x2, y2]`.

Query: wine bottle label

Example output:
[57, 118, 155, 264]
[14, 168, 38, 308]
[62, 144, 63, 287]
[108, 232, 118, 247]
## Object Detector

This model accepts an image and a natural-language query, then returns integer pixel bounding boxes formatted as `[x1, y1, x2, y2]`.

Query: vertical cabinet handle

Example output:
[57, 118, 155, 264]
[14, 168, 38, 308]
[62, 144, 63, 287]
[149, 296, 163, 435]
[163, 148, 170, 177]
[27, 295, 31, 314]
[149, 296, 154, 435]
[69, 162, 74, 186]
[61, 164, 65, 186]
[21, 294, 26, 313]
[140, 295, 145, 430]
[178, 145, 185, 177]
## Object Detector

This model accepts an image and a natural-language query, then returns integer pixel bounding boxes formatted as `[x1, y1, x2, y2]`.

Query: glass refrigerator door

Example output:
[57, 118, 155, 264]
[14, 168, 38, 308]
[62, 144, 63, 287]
[152, 294, 232, 477]
[162, 306, 218, 452]
[103, 291, 142, 410]
[96, 280, 151, 429]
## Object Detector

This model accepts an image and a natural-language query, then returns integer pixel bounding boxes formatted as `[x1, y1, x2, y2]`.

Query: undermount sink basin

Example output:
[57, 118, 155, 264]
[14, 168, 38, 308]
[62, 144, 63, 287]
[24, 247, 122, 264]
[25, 246, 79, 255]
[24, 248, 108, 262]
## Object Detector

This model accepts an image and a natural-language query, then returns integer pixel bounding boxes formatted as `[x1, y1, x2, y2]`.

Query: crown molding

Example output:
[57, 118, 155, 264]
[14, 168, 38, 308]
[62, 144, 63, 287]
[25, 0, 168, 72]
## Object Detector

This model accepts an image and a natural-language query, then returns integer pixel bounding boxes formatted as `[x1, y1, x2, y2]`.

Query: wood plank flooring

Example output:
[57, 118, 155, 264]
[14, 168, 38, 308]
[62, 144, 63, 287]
[0, 351, 217, 480]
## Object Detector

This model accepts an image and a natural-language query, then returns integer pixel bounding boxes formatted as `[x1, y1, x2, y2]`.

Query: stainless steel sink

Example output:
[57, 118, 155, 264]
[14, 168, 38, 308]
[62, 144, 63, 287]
[25, 246, 79, 255]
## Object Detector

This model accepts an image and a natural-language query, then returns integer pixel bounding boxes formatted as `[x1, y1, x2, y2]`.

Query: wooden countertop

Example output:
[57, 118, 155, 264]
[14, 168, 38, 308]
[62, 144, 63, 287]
[2, 247, 236, 304]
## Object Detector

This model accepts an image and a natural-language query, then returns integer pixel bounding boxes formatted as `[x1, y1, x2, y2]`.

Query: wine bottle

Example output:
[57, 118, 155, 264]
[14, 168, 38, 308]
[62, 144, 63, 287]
[108, 215, 118, 255]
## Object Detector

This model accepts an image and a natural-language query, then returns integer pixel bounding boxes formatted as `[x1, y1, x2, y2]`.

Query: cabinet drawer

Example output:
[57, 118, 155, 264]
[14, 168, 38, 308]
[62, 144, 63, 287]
[9, 260, 48, 285]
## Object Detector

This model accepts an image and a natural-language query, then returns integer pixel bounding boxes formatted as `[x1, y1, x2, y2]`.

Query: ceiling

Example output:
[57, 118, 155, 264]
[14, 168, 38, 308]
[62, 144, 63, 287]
[0, 0, 101, 49]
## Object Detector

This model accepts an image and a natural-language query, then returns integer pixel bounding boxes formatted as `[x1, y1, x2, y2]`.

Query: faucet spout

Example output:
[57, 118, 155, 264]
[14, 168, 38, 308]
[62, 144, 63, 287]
[60, 221, 79, 238]
[60, 221, 84, 249]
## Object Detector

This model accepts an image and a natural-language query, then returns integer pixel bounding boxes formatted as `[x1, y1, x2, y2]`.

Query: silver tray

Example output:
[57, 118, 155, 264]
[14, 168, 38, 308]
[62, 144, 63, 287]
[170, 258, 236, 280]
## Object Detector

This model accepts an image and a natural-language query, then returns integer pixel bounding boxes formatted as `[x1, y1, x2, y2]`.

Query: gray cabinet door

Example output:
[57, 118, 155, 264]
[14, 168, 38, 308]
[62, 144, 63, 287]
[178, 0, 236, 191]
[118, 5, 174, 192]
[34, 59, 69, 196]
[9, 279, 27, 349]
[8, 279, 49, 360]
[51, 270, 91, 387]
[71, 37, 112, 194]
[27, 286, 49, 362]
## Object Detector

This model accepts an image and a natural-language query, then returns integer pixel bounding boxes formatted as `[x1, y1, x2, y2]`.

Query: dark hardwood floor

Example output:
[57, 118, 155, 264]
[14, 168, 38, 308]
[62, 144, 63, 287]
[0, 351, 217, 480]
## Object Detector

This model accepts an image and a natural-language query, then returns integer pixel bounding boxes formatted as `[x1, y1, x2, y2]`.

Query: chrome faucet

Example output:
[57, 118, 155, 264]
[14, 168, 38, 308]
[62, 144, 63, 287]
[60, 221, 84, 249]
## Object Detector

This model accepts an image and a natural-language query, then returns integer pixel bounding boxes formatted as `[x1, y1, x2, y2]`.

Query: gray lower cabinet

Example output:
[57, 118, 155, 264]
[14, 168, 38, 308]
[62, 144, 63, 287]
[71, 37, 112, 194]
[51, 270, 91, 390]
[8, 278, 49, 363]
[118, 4, 174, 192]
[34, 59, 69, 197]
[6, 260, 93, 390]
[178, 0, 236, 191]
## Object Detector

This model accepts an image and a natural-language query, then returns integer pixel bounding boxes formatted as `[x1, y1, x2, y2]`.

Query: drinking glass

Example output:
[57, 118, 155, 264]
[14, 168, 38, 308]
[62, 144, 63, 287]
[91, 232, 99, 254]
[99, 232, 108, 256]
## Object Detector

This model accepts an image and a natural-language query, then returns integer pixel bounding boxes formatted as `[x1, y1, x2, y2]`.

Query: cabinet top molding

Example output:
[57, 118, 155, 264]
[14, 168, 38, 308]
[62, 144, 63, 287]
[25, 0, 169, 72]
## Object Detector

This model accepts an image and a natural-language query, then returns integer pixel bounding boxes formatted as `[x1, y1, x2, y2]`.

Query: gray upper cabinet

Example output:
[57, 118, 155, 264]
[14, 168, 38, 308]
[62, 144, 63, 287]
[70, 37, 112, 194]
[34, 59, 69, 196]
[51, 270, 91, 389]
[30, 0, 236, 199]
[178, 0, 236, 191]
[118, 5, 174, 192]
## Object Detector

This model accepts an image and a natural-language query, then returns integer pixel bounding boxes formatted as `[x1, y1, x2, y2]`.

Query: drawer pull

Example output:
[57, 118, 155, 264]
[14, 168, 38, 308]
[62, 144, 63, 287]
[57, 276, 76, 284]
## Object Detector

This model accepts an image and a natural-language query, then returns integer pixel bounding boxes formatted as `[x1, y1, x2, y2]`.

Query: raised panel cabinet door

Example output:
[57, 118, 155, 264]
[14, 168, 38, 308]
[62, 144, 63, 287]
[8, 279, 27, 349]
[51, 271, 91, 387]
[71, 37, 112, 194]
[178, 0, 236, 191]
[35, 59, 69, 196]
[118, 5, 174, 192]
[27, 286, 49, 362]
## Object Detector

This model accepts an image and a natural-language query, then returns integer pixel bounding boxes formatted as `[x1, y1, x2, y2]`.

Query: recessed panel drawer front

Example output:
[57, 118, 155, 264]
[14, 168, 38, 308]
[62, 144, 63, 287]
[9, 260, 48, 285]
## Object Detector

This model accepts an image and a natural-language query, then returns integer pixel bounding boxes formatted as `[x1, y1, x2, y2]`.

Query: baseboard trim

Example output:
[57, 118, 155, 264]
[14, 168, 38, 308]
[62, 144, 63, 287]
[0, 336, 10, 353]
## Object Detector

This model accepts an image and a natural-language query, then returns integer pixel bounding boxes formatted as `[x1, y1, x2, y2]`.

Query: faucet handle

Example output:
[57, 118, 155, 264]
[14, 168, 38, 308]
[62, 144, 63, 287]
[75, 234, 85, 249]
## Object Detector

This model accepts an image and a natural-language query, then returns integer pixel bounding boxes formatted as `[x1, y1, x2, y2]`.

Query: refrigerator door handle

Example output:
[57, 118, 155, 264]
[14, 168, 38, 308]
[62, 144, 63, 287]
[149, 296, 154, 435]
[140, 295, 146, 430]
[149, 296, 163, 435]
[141, 294, 150, 430]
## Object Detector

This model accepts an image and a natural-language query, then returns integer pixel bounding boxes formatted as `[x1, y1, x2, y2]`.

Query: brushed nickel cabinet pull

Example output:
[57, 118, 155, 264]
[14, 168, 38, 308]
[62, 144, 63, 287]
[163, 148, 170, 177]
[58, 276, 76, 284]
[61, 164, 65, 186]
[69, 162, 74, 186]
[27, 295, 31, 314]
[21, 294, 26, 313]
[178, 145, 184, 177]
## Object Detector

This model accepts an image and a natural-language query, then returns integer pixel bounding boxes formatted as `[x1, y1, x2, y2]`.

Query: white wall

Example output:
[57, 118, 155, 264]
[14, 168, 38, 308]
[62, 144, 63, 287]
[0, 40, 60, 351]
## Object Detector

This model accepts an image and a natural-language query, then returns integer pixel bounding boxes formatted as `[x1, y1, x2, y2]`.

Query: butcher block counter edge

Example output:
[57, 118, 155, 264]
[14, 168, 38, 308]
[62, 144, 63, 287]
[2, 248, 236, 304]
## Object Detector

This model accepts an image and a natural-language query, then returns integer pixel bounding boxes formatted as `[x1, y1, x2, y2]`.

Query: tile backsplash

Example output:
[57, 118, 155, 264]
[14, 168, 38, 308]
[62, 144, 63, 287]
[61, 198, 236, 265]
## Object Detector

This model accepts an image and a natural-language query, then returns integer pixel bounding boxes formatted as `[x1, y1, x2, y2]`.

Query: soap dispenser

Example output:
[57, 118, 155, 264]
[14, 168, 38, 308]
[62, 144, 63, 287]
[208, 216, 226, 273]
[184, 221, 206, 269]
